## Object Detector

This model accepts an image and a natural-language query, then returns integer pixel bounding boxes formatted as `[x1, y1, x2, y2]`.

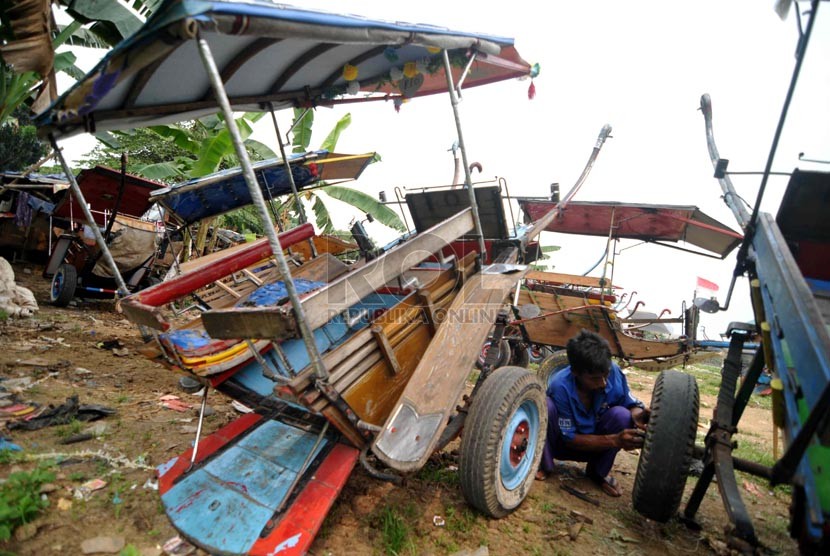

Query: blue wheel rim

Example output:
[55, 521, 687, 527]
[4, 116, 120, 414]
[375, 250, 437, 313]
[500, 399, 539, 490]
[52, 270, 63, 300]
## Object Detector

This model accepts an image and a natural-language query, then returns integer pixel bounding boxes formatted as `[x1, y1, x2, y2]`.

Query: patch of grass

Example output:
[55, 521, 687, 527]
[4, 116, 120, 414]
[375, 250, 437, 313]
[372, 505, 415, 555]
[115, 394, 130, 404]
[443, 505, 478, 534]
[68, 472, 87, 482]
[0, 463, 56, 541]
[684, 364, 723, 398]
[0, 309, 8, 322]
[55, 419, 83, 438]
[416, 461, 459, 486]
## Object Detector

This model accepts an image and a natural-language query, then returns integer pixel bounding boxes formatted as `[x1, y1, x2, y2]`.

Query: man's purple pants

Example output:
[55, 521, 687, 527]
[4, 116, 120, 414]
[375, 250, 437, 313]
[539, 397, 633, 479]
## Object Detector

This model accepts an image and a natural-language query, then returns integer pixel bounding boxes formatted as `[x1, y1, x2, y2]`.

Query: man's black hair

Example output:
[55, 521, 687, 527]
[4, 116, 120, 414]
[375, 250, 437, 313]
[566, 329, 612, 375]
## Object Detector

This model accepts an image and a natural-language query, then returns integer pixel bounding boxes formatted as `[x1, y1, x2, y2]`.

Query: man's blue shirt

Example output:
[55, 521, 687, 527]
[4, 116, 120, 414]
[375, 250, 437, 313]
[547, 362, 642, 442]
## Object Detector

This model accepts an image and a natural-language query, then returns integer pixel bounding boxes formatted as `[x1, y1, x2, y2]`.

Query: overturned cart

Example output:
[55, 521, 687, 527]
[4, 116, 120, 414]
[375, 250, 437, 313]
[35, 1, 544, 554]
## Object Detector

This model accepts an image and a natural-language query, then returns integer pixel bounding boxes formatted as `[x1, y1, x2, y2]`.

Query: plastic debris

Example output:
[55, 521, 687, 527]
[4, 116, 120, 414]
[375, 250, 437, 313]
[433, 515, 445, 527]
[162, 535, 196, 555]
[74, 478, 108, 500]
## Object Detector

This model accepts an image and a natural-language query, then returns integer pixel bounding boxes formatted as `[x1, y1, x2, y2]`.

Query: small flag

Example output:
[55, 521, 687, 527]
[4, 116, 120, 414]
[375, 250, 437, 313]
[696, 276, 719, 292]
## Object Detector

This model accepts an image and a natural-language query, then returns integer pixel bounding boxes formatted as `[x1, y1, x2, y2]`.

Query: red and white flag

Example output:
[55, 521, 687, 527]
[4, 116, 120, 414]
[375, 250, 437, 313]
[696, 276, 719, 292]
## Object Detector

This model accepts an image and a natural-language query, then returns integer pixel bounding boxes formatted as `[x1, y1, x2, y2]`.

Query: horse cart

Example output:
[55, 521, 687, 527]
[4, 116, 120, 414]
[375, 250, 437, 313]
[35, 2, 546, 553]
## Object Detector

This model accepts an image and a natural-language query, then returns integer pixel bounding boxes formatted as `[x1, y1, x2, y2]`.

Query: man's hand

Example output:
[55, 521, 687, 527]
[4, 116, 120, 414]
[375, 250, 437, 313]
[616, 428, 645, 451]
[631, 406, 651, 431]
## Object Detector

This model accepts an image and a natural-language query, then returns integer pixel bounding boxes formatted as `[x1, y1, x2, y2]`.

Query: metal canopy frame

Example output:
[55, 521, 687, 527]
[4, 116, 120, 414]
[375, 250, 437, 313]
[39, 0, 532, 384]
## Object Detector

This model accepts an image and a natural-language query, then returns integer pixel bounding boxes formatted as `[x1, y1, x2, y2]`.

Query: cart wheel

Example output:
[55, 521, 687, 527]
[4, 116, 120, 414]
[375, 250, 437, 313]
[476, 339, 511, 370]
[527, 344, 550, 365]
[459, 366, 547, 518]
[536, 350, 570, 390]
[509, 341, 530, 368]
[50, 264, 77, 307]
[632, 370, 699, 522]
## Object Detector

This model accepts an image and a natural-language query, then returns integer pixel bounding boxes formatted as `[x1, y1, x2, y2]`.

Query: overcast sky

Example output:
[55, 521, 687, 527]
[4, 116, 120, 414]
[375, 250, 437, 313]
[56, 0, 829, 338]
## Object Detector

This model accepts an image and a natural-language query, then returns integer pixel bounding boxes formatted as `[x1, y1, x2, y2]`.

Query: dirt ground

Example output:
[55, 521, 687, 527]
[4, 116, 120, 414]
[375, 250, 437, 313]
[0, 259, 800, 556]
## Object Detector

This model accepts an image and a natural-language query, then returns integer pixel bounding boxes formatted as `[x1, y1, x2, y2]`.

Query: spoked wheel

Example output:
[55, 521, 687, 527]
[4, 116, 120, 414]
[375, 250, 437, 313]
[632, 370, 699, 522]
[460, 366, 547, 518]
[476, 339, 511, 370]
[50, 264, 77, 307]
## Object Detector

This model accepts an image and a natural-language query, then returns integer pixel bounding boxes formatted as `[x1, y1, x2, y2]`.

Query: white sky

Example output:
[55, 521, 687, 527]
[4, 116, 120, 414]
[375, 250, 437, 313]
[54, 0, 830, 339]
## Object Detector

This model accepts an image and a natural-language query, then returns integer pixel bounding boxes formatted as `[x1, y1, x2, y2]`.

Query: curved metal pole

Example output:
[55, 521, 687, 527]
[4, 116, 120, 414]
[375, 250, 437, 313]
[523, 124, 613, 245]
[196, 35, 328, 380]
[442, 50, 486, 258]
[50, 137, 129, 296]
[699, 94, 750, 230]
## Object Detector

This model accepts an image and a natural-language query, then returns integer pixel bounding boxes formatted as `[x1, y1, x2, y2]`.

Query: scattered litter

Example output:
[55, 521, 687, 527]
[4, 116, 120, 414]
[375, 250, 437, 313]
[74, 367, 93, 375]
[81, 535, 125, 554]
[57, 498, 73, 511]
[112, 348, 131, 357]
[0, 377, 34, 392]
[162, 535, 196, 555]
[74, 478, 108, 501]
[112, 493, 122, 505]
[432, 515, 445, 527]
[231, 400, 253, 414]
[447, 465, 458, 472]
[6, 395, 116, 431]
[743, 480, 765, 497]
[143, 478, 159, 491]
[607, 528, 639, 544]
[569, 509, 593, 524]
[160, 395, 193, 412]
[178, 376, 203, 394]
[59, 432, 94, 445]
[568, 521, 583, 541]
[17, 357, 53, 367]
[0, 403, 36, 418]
[39, 336, 71, 348]
[96, 339, 124, 351]
[0, 438, 22, 452]
[560, 483, 600, 506]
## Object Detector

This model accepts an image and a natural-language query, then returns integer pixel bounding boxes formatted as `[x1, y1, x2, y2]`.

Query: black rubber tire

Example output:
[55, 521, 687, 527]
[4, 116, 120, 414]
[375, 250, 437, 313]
[50, 264, 77, 307]
[527, 344, 551, 365]
[536, 350, 570, 390]
[509, 340, 530, 368]
[632, 370, 699, 522]
[459, 366, 547, 518]
[475, 339, 511, 370]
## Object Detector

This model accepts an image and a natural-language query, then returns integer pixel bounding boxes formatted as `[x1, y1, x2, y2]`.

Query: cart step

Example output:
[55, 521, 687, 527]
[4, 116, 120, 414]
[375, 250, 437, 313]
[157, 413, 358, 555]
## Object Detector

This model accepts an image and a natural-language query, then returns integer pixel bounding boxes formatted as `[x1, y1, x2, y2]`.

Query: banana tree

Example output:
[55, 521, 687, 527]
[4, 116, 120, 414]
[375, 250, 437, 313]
[290, 109, 404, 234]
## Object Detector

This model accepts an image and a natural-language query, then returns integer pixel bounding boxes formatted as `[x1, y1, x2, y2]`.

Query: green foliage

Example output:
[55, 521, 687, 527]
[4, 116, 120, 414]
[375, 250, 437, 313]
[0, 64, 39, 125]
[373, 506, 415, 556]
[0, 309, 8, 323]
[119, 545, 141, 556]
[291, 108, 314, 153]
[320, 112, 352, 152]
[0, 122, 48, 171]
[55, 419, 83, 438]
[322, 186, 404, 231]
[0, 464, 56, 541]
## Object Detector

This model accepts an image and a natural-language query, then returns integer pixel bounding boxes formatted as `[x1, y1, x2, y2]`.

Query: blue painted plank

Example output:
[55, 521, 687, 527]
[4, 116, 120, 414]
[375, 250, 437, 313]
[161, 419, 328, 554]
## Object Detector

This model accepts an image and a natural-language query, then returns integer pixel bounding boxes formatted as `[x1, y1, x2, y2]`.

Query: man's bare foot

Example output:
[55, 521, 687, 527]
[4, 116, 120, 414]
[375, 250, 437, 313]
[591, 474, 622, 497]
[535, 470, 549, 481]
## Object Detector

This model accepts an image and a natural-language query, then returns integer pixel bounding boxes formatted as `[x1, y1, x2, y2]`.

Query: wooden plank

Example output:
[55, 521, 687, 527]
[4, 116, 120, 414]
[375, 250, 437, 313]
[372, 264, 527, 472]
[200, 208, 475, 340]
[372, 326, 401, 375]
[525, 270, 614, 289]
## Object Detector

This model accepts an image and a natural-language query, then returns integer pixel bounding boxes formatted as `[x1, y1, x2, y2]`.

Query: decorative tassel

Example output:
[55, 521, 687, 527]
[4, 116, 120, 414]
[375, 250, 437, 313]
[528, 81, 536, 100]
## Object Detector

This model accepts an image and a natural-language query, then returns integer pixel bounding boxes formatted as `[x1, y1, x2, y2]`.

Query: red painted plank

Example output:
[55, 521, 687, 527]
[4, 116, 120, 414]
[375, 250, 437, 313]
[249, 443, 359, 555]
[128, 223, 314, 306]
